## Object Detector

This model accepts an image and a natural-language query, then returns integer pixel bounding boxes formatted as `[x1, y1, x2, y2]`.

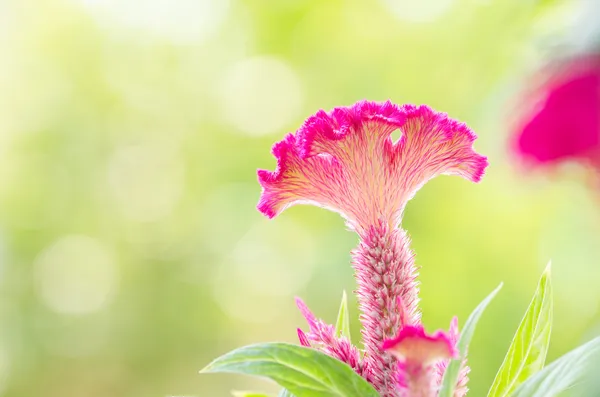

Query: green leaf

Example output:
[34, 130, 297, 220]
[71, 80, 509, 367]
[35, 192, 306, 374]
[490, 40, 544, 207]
[487, 264, 553, 397]
[439, 283, 503, 397]
[200, 342, 380, 397]
[335, 290, 351, 341]
[231, 392, 272, 397]
[510, 336, 600, 397]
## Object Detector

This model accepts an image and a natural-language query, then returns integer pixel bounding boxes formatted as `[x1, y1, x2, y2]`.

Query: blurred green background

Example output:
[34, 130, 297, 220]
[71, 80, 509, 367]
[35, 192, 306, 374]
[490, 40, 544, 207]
[1, 0, 599, 396]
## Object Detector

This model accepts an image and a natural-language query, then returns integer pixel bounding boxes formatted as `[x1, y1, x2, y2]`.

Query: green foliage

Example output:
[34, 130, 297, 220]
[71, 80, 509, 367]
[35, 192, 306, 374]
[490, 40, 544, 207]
[231, 392, 271, 397]
[200, 342, 380, 397]
[487, 265, 553, 397]
[335, 290, 351, 341]
[439, 283, 503, 397]
[510, 336, 600, 397]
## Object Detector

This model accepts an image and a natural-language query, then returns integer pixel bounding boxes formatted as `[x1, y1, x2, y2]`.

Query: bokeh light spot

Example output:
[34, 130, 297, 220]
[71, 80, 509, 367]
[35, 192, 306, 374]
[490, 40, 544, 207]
[76, 0, 230, 44]
[34, 235, 118, 315]
[380, 0, 454, 23]
[219, 56, 304, 136]
[212, 218, 316, 323]
[200, 183, 259, 255]
[231, 219, 316, 296]
[107, 140, 185, 223]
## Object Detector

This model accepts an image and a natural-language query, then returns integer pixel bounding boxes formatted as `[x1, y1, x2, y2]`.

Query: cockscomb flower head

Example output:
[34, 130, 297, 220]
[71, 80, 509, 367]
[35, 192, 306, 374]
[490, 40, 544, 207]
[257, 100, 487, 396]
[258, 101, 487, 236]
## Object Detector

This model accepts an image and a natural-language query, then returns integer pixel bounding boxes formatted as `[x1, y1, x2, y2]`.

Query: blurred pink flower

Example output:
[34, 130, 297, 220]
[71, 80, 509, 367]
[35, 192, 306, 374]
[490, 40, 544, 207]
[257, 100, 486, 396]
[513, 55, 600, 169]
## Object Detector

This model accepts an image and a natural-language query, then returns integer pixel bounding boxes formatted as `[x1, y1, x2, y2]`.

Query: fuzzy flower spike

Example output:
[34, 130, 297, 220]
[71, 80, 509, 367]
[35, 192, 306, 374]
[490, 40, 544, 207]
[258, 101, 487, 396]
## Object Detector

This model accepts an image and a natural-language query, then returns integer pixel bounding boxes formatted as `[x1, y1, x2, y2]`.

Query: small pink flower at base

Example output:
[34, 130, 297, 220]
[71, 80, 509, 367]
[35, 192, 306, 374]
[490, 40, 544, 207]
[257, 101, 487, 236]
[295, 298, 365, 376]
[512, 55, 600, 169]
[382, 325, 457, 397]
[382, 325, 457, 368]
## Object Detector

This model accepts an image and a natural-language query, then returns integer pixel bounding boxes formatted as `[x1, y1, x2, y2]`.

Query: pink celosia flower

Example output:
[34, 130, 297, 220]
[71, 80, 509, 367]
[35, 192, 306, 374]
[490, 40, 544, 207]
[257, 100, 487, 396]
[512, 55, 600, 169]
[258, 101, 486, 235]
[382, 325, 457, 397]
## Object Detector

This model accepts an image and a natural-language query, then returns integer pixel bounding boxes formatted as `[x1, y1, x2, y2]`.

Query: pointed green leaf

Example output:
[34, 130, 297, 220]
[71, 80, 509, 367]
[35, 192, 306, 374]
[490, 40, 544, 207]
[231, 392, 272, 397]
[335, 290, 351, 341]
[200, 342, 379, 397]
[510, 336, 600, 397]
[439, 283, 503, 397]
[487, 264, 553, 397]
